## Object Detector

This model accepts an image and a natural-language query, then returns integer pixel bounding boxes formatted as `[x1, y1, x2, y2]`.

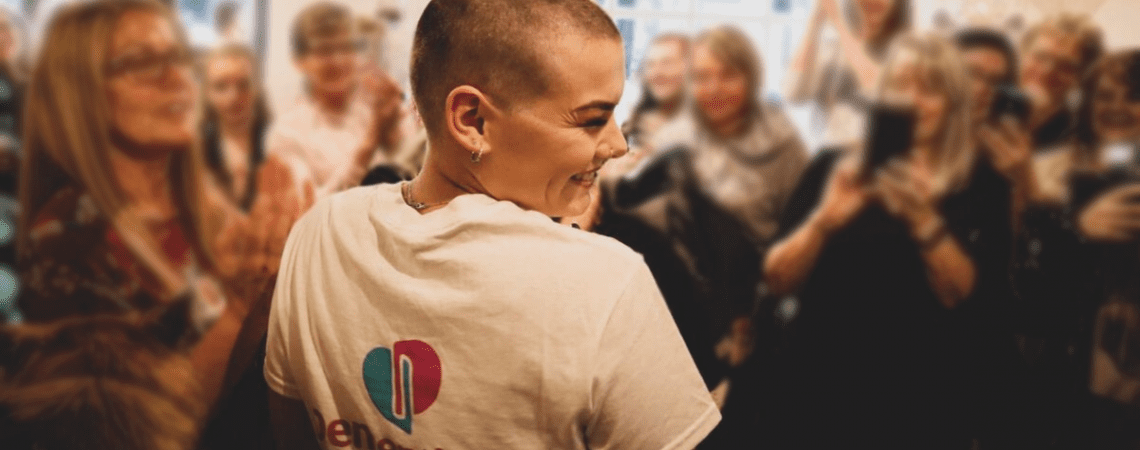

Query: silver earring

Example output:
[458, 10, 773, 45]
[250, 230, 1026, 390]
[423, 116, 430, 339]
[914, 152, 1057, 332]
[471, 145, 484, 163]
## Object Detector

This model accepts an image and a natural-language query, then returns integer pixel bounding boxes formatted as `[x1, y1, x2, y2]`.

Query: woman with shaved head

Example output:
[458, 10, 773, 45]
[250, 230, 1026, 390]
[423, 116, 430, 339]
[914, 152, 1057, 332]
[264, 1, 720, 449]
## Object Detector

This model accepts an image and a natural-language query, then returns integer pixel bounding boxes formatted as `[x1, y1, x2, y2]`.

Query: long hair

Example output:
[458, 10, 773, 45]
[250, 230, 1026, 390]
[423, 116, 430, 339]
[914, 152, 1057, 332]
[1072, 50, 1140, 168]
[846, 0, 911, 57]
[18, 0, 217, 296]
[623, 33, 689, 141]
[198, 43, 270, 209]
[872, 33, 975, 196]
[692, 25, 765, 134]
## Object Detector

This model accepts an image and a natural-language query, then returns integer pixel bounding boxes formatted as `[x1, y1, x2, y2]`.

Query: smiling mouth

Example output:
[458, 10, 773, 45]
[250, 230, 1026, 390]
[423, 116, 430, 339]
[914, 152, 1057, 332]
[571, 166, 603, 186]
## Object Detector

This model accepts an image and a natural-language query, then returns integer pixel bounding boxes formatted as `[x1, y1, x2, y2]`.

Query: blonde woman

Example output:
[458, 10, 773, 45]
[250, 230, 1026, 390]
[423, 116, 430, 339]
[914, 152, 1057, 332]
[16, 0, 308, 418]
[763, 33, 1013, 448]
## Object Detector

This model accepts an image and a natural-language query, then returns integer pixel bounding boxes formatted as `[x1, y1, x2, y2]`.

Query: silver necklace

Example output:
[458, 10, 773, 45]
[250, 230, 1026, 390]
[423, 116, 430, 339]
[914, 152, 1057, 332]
[401, 181, 449, 211]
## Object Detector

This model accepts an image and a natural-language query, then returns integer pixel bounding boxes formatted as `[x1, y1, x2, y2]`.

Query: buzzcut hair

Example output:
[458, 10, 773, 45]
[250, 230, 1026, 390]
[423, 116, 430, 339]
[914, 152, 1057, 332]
[953, 27, 1019, 86]
[290, 1, 356, 58]
[410, 0, 622, 136]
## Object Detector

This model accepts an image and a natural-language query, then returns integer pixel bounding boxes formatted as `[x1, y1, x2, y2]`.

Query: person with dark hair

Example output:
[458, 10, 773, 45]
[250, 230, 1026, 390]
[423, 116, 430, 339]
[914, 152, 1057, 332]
[264, 1, 719, 449]
[200, 44, 270, 211]
[784, 0, 911, 148]
[213, 1, 243, 44]
[955, 27, 1019, 123]
[265, 1, 404, 199]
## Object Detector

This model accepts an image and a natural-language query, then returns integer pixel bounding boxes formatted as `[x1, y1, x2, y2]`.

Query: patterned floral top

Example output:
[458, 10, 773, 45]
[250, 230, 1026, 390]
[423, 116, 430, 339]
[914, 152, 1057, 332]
[19, 185, 225, 328]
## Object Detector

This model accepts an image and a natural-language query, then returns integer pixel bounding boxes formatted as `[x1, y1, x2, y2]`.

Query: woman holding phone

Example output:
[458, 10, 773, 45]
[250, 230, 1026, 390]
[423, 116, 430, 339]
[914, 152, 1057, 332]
[762, 33, 1012, 448]
[1008, 49, 1140, 448]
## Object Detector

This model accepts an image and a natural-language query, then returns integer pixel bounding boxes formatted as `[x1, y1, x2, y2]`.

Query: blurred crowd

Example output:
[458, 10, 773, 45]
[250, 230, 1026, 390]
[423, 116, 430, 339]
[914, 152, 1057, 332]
[0, 0, 1138, 448]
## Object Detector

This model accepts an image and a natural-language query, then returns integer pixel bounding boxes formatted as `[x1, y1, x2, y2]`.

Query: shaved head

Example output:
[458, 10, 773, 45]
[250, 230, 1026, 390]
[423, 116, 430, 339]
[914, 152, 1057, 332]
[410, 0, 621, 135]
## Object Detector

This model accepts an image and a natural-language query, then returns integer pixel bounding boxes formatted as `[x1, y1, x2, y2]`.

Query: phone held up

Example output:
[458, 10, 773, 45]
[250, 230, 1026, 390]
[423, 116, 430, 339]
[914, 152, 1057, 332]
[861, 103, 916, 181]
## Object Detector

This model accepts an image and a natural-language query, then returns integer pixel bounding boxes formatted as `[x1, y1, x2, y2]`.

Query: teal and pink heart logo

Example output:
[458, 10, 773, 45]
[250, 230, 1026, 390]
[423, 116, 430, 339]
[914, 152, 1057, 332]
[362, 340, 442, 434]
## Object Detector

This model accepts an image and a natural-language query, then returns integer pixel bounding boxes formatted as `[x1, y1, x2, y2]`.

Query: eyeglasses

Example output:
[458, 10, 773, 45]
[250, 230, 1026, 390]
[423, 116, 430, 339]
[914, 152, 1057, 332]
[105, 48, 193, 83]
[306, 39, 365, 58]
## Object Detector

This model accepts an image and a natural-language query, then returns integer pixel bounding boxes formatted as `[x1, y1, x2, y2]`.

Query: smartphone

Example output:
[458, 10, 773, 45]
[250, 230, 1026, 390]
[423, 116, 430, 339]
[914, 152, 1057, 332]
[990, 85, 1032, 124]
[862, 104, 916, 180]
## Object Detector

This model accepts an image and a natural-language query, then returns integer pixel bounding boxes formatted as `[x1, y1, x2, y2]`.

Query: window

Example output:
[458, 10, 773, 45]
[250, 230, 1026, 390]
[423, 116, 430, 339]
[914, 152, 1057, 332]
[598, 0, 813, 123]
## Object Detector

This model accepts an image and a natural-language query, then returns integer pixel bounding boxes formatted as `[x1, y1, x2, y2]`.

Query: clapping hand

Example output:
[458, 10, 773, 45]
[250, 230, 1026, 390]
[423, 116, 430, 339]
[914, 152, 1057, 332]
[360, 67, 405, 155]
[215, 156, 315, 313]
[1079, 184, 1140, 243]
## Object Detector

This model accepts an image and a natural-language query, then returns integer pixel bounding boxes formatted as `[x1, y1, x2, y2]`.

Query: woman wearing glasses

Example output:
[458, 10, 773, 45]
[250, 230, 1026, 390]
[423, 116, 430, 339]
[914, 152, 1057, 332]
[17, 0, 308, 416]
[265, 1, 405, 198]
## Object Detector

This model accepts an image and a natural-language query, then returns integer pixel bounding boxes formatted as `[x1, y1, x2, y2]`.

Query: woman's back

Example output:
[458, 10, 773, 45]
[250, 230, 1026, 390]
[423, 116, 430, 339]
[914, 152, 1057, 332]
[265, 184, 717, 449]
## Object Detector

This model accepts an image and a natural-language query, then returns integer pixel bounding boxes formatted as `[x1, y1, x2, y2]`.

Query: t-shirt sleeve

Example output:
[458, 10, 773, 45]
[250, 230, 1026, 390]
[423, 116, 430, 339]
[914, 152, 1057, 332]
[586, 262, 721, 450]
[262, 210, 308, 400]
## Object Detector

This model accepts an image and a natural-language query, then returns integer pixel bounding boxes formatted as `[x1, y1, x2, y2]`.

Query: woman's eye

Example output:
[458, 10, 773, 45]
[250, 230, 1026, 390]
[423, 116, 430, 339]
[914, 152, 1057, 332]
[581, 118, 608, 128]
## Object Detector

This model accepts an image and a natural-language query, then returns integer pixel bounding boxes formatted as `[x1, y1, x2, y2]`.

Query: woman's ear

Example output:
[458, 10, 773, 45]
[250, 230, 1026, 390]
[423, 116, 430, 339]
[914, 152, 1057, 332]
[445, 85, 496, 155]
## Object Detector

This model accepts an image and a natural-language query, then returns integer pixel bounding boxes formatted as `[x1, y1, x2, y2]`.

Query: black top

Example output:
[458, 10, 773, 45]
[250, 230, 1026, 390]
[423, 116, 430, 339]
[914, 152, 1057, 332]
[201, 118, 268, 211]
[1033, 110, 1075, 151]
[768, 149, 1014, 448]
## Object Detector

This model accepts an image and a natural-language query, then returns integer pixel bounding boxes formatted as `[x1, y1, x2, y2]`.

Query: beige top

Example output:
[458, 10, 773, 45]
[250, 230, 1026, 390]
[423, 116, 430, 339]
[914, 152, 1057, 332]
[651, 104, 810, 243]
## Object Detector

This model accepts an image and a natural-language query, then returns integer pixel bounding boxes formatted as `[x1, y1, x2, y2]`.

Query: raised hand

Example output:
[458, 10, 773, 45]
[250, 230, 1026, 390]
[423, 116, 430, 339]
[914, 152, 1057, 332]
[214, 156, 315, 312]
[978, 118, 1033, 181]
[811, 155, 870, 235]
[360, 67, 405, 155]
[1078, 184, 1140, 243]
[874, 158, 941, 234]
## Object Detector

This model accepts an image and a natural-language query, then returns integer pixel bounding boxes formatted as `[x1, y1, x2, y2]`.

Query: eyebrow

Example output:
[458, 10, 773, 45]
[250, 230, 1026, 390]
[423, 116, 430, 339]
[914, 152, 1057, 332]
[573, 100, 617, 113]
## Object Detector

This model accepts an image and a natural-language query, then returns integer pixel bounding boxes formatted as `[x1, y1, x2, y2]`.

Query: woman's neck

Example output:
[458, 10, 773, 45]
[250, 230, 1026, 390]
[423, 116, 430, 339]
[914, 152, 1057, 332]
[219, 116, 254, 142]
[709, 115, 747, 139]
[109, 149, 175, 218]
[407, 146, 487, 213]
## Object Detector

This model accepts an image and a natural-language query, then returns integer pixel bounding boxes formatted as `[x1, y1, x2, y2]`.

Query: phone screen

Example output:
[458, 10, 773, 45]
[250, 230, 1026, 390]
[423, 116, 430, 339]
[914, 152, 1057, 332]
[862, 104, 916, 180]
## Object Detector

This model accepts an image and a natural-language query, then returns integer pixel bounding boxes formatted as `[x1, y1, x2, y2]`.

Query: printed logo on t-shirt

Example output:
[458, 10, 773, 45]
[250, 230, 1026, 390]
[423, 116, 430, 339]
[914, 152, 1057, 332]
[362, 340, 442, 434]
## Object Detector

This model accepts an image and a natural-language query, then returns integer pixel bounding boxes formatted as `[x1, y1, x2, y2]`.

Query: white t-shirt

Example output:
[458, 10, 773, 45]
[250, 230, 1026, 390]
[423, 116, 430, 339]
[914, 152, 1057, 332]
[264, 94, 377, 198]
[264, 183, 720, 450]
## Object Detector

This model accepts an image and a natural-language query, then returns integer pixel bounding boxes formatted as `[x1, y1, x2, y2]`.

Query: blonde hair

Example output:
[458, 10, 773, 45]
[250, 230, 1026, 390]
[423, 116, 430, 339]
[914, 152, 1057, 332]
[18, 0, 216, 297]
[872, 33, 975, 196]
[1022, 13, 1103, 73]
[693, 25, 764, 131]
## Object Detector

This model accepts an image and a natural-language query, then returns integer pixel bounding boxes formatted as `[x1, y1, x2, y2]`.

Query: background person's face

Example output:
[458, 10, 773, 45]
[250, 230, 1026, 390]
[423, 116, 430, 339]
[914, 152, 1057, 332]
[297, 30, 359, 98]
[479, 36, 627, 218]
[205, 54, 255, 128]
[1020, 32, 1083, 110]
[1091, 75, 1140, 144]
[962, 46, 1010, 122]
[105, 10, 196, 153]
[882, 52, 949, 147]
[643, 39, 687, 105]
[691, 43, 748, 133]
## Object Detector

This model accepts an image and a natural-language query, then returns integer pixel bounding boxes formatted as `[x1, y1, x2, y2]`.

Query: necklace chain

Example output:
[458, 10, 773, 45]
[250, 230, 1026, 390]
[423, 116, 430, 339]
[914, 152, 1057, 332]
[401, 181, 449, 211]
